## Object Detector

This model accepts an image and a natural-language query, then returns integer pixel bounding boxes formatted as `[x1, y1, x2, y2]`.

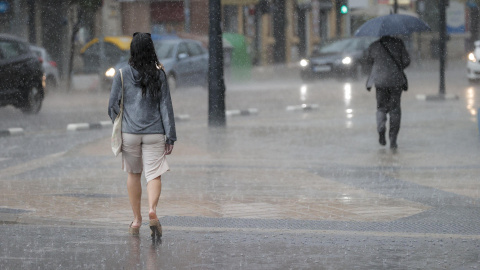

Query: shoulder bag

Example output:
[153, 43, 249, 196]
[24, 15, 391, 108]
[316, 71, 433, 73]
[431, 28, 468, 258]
[111, 69, 124, 156]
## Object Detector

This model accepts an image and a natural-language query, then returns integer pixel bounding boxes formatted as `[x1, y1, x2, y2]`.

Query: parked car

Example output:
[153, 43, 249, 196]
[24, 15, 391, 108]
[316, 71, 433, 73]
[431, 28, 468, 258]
[80, 36, 133, 74]
[104, 38, 208, 91]
[467, 40, 480, 82]
[30, 45, 59, 90]
[0, 34, 45, 114]
[299, 37, 377, 81]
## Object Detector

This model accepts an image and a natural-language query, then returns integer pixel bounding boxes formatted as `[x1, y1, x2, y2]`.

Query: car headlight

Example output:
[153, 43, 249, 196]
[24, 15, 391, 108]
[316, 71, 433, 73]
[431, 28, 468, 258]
[342, 56, 352, 65]
[300, 59, 309, 67]
[468, 52, 477, 63]
[105, 67, 116, 78]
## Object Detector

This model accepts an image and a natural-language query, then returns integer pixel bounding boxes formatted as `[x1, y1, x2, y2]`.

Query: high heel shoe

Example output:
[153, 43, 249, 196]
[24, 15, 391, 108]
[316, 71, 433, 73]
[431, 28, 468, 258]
[149, 213, 162, 238]
[129, 222, 140, 236]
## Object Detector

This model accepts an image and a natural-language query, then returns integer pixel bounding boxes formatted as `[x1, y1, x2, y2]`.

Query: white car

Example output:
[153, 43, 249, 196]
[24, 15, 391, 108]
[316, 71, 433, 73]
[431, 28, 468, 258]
[30, 45, 60, 90]
[467, 40, 480, 82]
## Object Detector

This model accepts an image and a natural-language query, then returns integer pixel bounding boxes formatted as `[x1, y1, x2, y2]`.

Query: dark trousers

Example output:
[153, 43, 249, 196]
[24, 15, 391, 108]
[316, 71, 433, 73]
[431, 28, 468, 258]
[376, 87, 403, 142]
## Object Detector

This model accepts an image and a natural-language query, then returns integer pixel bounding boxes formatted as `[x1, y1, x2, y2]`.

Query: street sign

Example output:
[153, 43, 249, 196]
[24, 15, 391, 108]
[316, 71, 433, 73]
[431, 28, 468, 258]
[0, 1, 9, 14]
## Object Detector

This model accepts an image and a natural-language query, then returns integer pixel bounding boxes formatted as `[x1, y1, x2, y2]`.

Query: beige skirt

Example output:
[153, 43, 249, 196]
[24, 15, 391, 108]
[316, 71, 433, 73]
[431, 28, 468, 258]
[121, 133, 170, 182]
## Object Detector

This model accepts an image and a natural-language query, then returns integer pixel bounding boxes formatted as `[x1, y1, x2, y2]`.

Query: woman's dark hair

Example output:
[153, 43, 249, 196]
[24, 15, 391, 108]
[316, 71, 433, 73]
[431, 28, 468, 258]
[128, 32, 162, 97]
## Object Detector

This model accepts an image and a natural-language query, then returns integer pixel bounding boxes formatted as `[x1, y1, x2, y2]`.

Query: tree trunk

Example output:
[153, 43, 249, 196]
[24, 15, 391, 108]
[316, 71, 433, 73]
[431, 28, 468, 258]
[40, 0, 70, 78]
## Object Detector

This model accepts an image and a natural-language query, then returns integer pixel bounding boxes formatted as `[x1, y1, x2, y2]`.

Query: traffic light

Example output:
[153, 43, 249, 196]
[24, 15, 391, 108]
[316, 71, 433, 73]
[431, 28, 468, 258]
[337, 0, 348, 15]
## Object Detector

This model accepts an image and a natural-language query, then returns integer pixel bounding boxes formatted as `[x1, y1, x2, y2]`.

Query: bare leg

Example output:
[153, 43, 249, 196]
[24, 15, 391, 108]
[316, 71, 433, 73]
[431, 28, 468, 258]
[127, 173, 142, 227]
[147, 176, 162, 218]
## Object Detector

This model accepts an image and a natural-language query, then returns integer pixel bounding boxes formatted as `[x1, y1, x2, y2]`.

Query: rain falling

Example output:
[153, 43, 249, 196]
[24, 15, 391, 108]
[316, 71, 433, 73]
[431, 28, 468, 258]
[1, 0, 480, 269]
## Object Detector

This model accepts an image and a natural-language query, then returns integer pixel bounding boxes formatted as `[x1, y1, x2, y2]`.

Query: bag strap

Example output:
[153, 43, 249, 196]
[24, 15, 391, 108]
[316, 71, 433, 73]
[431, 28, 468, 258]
[379, 40, 404, 73]
[119, 69, 124, 110]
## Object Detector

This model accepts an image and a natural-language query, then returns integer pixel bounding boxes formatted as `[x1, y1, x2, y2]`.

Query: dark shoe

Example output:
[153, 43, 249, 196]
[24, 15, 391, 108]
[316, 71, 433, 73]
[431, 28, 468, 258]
[390, 138, 398, 149]
[379, 132, 386, 146]
[129, 222, 140, 236]
[149, 213, 162, 239]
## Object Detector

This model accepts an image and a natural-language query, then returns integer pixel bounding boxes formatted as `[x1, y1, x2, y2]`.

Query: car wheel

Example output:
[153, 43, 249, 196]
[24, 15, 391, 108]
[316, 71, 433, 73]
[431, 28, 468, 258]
[168, 74, 176, 91]
[21, 85, 44, 114]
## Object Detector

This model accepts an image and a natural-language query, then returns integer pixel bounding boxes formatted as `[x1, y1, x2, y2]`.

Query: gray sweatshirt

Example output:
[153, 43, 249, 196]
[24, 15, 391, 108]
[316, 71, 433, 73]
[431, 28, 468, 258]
[108, 65, 176, 145]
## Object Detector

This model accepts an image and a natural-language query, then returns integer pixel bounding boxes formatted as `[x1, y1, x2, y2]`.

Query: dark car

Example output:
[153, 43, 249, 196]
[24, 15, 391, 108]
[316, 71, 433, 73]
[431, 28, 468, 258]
[104, 38, 208, 91]
[300, 37, 377, 81]
[0, 34, 45, 114]
[30, 45, 60, 90]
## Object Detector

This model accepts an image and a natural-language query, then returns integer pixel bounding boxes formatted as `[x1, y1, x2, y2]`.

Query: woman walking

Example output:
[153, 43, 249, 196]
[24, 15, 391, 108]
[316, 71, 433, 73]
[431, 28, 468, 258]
[108, 32, 176, 238]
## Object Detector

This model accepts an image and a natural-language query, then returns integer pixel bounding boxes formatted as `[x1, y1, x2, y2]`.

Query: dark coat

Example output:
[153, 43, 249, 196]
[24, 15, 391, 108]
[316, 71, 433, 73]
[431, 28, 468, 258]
[366, 36, 410, 89]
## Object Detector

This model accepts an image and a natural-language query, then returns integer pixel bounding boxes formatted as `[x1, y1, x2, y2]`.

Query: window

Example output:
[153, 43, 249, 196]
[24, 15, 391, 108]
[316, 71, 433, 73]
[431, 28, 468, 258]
[154, 41, 176, 59]
[177, 43, 189, 57]
[187, 42, 203, 56]
[0, 41, 23, 59]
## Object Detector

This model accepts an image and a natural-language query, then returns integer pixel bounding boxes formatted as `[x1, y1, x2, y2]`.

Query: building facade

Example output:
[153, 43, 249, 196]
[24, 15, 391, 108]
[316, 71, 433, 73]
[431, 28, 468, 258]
[1, 0, 473, 79]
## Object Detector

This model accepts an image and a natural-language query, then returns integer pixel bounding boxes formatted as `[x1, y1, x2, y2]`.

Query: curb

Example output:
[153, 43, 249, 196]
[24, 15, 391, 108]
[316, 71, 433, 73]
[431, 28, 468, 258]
[175, 114, 190, 121]
[0, 128, 24, 137]
[67, 115, 190, 132]
[67, 121, 112, 131]
[416, 94, 459, 101]
[286, 104, 319, 111]
[226, 108, 258, 117]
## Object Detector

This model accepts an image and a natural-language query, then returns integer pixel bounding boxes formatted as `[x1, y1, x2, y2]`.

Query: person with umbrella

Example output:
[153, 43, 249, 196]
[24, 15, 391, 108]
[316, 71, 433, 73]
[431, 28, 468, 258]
[355, 14, 430, 149]
[365, 35, 409, 149]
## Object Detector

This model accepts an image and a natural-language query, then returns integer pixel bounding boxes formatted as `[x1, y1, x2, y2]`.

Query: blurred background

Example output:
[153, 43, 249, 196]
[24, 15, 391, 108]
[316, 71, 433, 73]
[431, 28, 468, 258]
[0, 0, 476, 87]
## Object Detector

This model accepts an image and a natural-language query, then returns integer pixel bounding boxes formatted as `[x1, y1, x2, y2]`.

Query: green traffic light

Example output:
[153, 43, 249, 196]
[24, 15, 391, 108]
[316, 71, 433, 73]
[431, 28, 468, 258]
[340, 5, 348, 14]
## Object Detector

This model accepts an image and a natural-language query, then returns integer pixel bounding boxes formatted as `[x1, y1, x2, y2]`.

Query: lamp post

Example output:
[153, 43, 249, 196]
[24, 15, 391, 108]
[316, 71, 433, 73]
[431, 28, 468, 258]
[439, 0, 447, 95]
[208, 0, 226, 127]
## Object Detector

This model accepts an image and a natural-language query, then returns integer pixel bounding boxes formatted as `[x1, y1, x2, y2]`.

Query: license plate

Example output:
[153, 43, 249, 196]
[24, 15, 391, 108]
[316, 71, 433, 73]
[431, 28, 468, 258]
[313, 65, 331, 72]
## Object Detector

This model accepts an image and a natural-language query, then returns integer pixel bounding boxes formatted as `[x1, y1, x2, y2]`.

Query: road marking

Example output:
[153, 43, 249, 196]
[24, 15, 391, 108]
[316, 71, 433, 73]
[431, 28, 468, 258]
[226, 108, 258, 116]
[165, 226, 480, 240]
[0, 128, 24, 137]
[68, 117, 188, 131]
[0, 151, 66, 180]
[286, 104, 319, 111]
[175, 114, 190, 121]
[416, 94, 459, 101]
[67, 123, 90, 131]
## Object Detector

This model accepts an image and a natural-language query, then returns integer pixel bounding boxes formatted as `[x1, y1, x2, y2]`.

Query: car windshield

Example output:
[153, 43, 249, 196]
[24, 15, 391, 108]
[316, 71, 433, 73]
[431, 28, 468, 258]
[319, 38, 361, 54]
[154, 41, 176, 59]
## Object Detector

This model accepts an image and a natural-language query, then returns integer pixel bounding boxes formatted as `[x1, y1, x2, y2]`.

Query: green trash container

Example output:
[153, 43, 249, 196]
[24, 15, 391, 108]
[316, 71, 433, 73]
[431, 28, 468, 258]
[222, 33, 251, 81]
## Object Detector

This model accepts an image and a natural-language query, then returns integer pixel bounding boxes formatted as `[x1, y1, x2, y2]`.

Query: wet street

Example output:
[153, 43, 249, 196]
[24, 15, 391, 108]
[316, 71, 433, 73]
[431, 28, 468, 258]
[1, 60, 480, 269]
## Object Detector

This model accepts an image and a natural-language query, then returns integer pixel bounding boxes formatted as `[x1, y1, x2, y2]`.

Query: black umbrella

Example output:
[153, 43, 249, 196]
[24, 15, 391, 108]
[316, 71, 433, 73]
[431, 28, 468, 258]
[354, 14, 431, 37]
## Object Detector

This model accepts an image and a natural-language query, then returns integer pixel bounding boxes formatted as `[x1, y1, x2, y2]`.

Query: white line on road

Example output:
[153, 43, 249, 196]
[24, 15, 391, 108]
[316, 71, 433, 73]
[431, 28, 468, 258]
[99, 121, 112, 127]
[286, 104, 319, 111]
[175, 114, 191, 121]
[67, 123, 90, 131]
[416, 94, 459, 101]
[226, 108, 258, 116]
[0, 128, 24, 137]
